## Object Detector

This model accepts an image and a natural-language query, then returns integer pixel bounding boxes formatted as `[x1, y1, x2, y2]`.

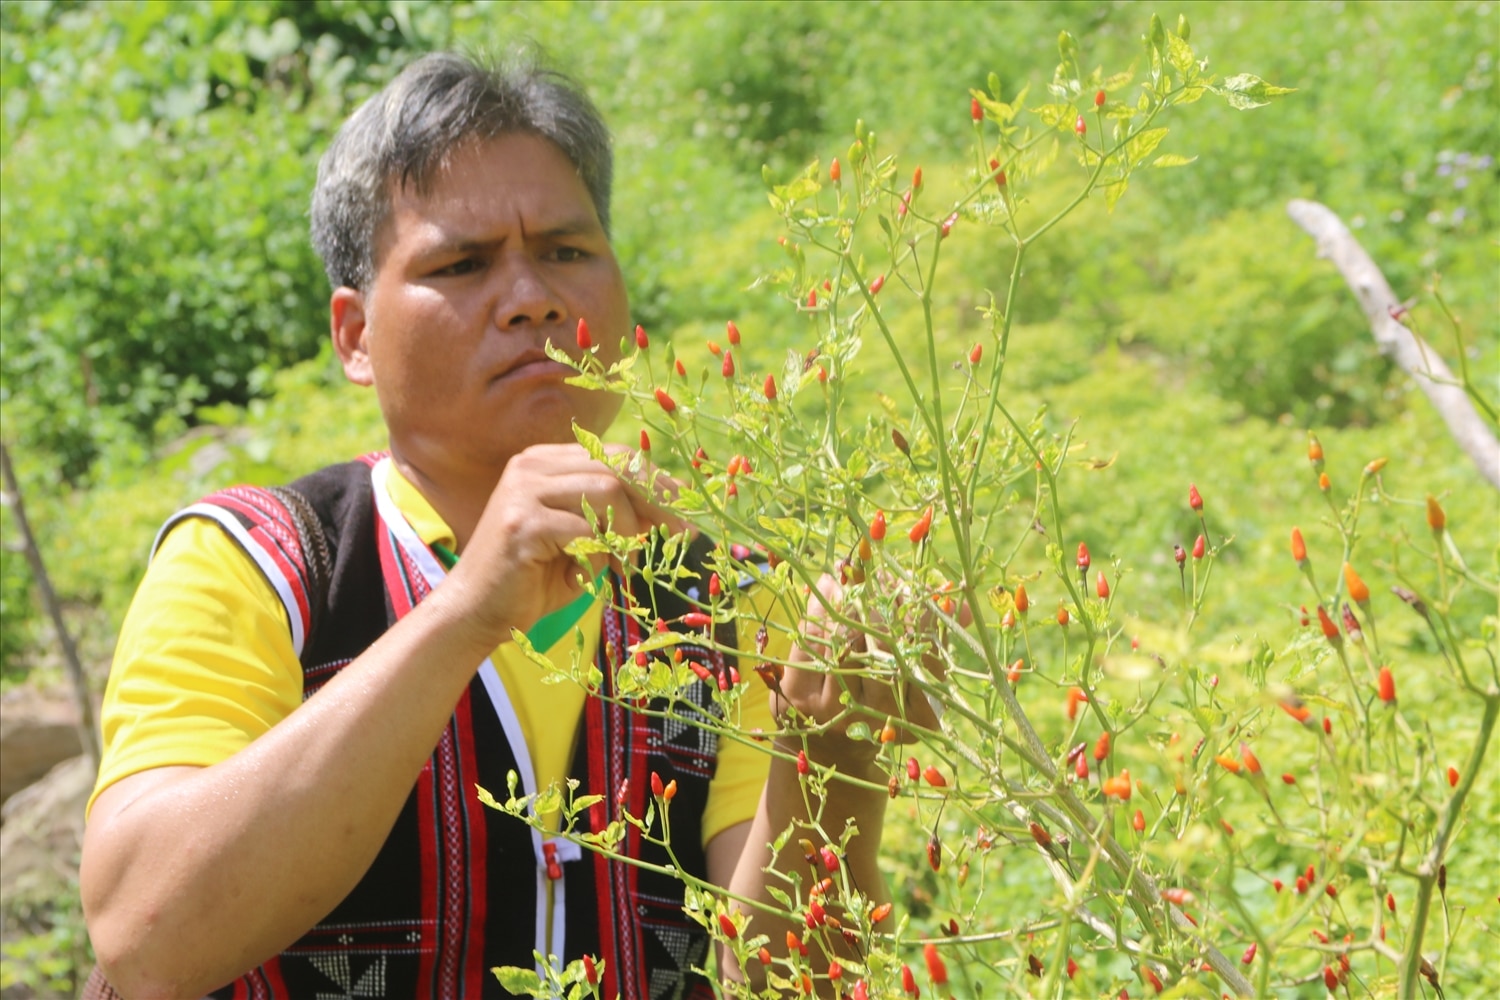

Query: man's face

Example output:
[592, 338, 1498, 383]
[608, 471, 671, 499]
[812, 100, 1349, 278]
[337, 132, 628, 484]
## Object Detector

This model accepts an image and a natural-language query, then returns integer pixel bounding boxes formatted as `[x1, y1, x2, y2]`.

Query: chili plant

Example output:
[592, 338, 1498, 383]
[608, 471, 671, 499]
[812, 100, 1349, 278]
[489, 15, 1494, 999]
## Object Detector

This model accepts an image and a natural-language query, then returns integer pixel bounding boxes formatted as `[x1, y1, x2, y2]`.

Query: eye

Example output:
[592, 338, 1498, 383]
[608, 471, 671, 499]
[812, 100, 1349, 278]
[550, 246, 588, 263]
[433, 257, 483, 277]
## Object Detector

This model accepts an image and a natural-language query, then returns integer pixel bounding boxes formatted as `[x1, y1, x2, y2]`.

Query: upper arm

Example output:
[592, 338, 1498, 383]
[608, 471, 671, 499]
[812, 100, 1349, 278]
[88, 517, 302, 817]
[705, 819, 752, 891]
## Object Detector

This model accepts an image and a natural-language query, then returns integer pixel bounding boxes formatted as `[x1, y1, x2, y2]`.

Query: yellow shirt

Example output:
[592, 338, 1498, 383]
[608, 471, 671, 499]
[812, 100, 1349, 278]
[91, 466, 778, 851]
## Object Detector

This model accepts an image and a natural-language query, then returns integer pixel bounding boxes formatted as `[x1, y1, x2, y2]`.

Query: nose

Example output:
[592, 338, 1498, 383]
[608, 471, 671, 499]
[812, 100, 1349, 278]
[492, 254, 565, 329]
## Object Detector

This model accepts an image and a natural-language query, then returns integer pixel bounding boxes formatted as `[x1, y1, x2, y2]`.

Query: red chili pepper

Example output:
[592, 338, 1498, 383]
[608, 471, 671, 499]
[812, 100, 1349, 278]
[1094, 731, 1111, 762]
[726, 320, 741, 346]
[901, 963, 918, 997]
[1323, 716, 1333, 735]
[721, 351, 734, 378]
[1095, 89, 1106, 108]
[718, 913, 737, 939]
[829, 158, 841, 183]
[1343, 563, 1370, 604]
[650, 771, 664, 798]
[634, 324, 649, 350]
[1076, 542, 1091, 571]
[906, 757, 921, 781]
[912, 166, 923, 191]
[575, 317, 592, 350]
[662, 779, 677, 801]
[1448, 765, 1460, 787]
[1326, 883, 1338, 898]
[923, 765, 946, 788]
[1272, 879, 1283, 893]
[1067, 957, 1079, 980]
[1133, 809, 1145, 832]
[1387, 892, 1396, 912]
[1323, 966, 1339, 991]
[708, 573, 721, 598]
[1240, 743, 1262, 775]
[967, 342, 982, 364]
[897, 190, 911, 217]
[796, 750, 809, 775]
[870, 510, 887, 542]
[1319, 471, 1331, 492]
[828, 961, 843, 982]
[1029, 821, 1052, 848]
[1365, 456, 1388, 476]
[1377, 665, 1396, 703]
[1074, 114, 1087, 137]
[909, 505, 933, 544]
[926, 834, 942, 872]
[869, 274, 885, 295]
[821, 846, 838, 871]
[1065, 686, 1088, 720]
[806, 289, 817, 308]
[1282, 772, 1297, 785]
[1317, 605, 1341, 645]
[1174, 543, 1186, 566]
[988, 158, 1006, 188]
[923, 943, 947, 986]
[1188, 483, 1203, 512]
[654, 387, 676, 413]
[1096, 571, 1110, 599]
[1074, 755, 1089, 781]
[816, 364, 828, 382]
[763, 374, 777, 400]
[639, 429, 650, 452]
[941, 212, 958, 238]
[971, 96, 983, 122]
[1102, 772, 1131, 800]
[1192, 534, 1206, 560]
[681, 612, 713, 629]
[674, 359, 686, 377]
[1427, 495, 1446, 533]
[1057, 604, 1070, 627]
[1241, 942, 1256, 965]
[1308, 434, 1324, 468]
[1143, 965, 1162, 994]
[1290, 527, 1307, 564]
[1006, 659, 1023, 684]
[1015, 583, 1030, 614]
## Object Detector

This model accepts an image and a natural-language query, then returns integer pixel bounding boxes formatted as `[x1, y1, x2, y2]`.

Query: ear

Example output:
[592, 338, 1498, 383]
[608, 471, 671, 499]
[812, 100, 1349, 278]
[330, 287, 374, 387]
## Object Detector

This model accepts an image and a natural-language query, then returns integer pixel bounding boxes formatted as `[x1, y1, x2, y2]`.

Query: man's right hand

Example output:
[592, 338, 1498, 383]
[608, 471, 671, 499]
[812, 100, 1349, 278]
[446, 443, 688, 643]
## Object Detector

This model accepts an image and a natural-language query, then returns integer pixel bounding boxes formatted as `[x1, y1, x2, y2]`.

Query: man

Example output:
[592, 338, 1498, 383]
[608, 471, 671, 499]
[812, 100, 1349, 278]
[81, 52, 920, 999]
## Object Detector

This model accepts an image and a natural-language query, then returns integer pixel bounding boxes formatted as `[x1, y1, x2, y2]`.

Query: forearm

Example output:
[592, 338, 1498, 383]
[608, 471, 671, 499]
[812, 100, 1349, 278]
[728, 737, 889, 989]
[81, 584, 500, 997]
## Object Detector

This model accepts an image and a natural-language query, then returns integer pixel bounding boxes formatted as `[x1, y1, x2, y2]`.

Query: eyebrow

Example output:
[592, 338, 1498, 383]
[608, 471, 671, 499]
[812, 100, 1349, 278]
[424, 218, 604, 256]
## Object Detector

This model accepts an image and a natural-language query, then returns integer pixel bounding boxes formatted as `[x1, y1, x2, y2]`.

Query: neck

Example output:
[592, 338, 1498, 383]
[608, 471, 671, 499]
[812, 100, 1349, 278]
[387, 448, 499, 553]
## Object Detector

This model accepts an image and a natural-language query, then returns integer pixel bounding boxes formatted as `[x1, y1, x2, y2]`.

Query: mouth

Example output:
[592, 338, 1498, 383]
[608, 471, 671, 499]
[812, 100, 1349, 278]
[492, 347, 578, 383]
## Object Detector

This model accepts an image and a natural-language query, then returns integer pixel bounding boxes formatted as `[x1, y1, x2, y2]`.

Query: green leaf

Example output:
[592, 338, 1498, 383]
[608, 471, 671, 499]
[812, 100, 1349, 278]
[1151, 153, 1198, 168]
[493, 966, 544, 997]
[846, 721, 872, 743]
[1103, 177, 1130, 213]
[1126, 127, 1169, 167]
[1217, 73, 1297, 110]
[1166, 34, 1196, 77]
[571, 421, 607, 462]
[1057, 30, 1082, 85]
[1034, 103, 1075, 130]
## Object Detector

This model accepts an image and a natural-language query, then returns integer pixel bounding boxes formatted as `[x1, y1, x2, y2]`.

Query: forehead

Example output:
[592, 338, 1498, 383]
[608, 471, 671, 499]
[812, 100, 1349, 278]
[380, 133, 600, 250]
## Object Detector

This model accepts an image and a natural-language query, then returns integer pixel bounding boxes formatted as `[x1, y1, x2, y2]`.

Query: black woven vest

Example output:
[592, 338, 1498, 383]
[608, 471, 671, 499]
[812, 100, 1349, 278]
[91, 456, 732, 1000]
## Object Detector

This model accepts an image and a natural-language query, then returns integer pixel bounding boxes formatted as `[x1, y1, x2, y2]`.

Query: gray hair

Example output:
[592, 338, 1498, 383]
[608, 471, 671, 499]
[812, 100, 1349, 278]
[310, 50, 613, 291]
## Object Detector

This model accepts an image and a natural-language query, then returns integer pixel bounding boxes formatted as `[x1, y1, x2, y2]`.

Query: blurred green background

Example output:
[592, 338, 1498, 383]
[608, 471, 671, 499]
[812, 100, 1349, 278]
[1, 0, 1495, 994]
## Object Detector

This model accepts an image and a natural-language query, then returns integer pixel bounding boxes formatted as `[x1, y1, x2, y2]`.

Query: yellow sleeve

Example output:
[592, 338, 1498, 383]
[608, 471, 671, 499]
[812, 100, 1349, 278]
[700, 585, 795, 847]
[88, 517, 302, 816]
